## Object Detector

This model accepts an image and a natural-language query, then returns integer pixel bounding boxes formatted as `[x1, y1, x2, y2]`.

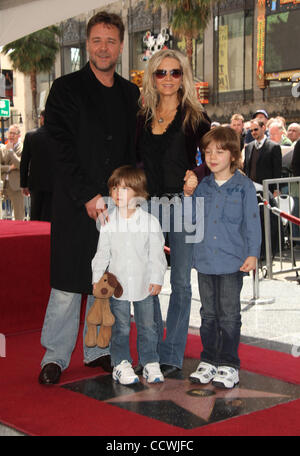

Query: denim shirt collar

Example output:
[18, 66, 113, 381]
[207, 169, 240, 190]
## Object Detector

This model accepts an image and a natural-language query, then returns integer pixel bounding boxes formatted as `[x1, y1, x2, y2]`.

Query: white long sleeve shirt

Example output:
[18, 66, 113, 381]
[91, 207, 167, 301]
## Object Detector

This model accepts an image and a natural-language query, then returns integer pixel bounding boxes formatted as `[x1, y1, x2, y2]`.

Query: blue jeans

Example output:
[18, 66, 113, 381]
[149, 199, 194, 369]
[41, 288, 109, 370]
[197, 271, 243, 369]
[110, 295, 159, 367]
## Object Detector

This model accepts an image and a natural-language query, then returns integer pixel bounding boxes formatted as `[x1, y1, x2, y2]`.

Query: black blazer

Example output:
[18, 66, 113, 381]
[243, 138, 282, 190]
[20, 126, 54, 192]
[45, 64, 140, 294]
[291, 139, 300, 176]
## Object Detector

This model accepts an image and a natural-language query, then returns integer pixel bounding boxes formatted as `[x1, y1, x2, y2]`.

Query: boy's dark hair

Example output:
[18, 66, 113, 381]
[87, 11, 125, 42]
[201, 126, 242, 172]
[108, 165, 149, 200]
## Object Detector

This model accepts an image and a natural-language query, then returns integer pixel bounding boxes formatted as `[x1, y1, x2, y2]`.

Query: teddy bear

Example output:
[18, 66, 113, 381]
[85, 272, 123, 348]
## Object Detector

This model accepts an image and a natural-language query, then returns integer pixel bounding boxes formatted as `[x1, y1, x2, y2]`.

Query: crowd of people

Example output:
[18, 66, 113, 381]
[1, 11, 300, 392]
[212, 110, 300, 175]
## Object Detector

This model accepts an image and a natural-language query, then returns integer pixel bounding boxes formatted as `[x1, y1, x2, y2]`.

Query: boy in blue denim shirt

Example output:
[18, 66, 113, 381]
[184, 126, 261, 388]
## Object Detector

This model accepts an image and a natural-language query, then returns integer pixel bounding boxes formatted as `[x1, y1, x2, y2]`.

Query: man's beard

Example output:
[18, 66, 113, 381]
[90, 56, 116, 73]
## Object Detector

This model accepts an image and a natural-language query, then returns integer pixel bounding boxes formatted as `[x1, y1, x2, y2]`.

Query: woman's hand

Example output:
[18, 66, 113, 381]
[183, 170, 198, 196]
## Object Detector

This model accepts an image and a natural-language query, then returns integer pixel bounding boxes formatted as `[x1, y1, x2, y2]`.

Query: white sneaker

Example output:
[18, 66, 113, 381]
[189, 362, 217, 384]
[143, 362, 164, 383]
[112, 360, 139, 385]
[212, 366, 239, 389]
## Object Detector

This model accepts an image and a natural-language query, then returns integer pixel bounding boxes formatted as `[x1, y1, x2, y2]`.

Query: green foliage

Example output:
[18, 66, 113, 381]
[2, 26, 60, 74]
[147, 0, 213, 39]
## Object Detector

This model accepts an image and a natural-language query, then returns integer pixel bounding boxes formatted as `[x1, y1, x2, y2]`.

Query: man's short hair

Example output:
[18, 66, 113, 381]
[269, 121, 286, 135]
[9, 124, 21, 135]
[87, 11, 125, 42]
[250, 119, 265, 129]
[231, 113, 244, 123]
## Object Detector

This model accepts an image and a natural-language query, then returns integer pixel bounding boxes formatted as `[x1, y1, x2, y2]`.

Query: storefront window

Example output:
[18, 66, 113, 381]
[61, 46, 86, 74]
[265, 9, 300, 73]
[60, 19, 87, 76]
[132, 31, 149, 72]
[244, 10, 253, 91]
[195, 37, 204, 81]
[216, 9, 253, 94]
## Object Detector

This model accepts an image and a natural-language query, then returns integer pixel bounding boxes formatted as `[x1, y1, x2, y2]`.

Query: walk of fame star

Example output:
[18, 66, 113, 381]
[63, 360, 300, 430]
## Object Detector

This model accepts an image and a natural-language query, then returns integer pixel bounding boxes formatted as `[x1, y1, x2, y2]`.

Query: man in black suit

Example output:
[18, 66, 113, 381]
[243, 119, 282, 194]
[20, 110, 54, 221]
[38, 11, 140, 385]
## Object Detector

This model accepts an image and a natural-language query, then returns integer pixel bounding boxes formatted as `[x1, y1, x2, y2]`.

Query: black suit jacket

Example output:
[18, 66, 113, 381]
[45, 63, 140, 294]
[20, 126, 54, 191]
[291, 139, 300, 176]
[243, 138, 282, 190]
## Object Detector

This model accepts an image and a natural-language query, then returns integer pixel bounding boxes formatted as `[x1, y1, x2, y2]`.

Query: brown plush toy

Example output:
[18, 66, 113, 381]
[85, 272, 123, 348]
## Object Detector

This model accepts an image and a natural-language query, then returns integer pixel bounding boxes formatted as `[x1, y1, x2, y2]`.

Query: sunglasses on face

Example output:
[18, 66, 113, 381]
[154, 69, 183, 79]
[250, 128, 259, 132]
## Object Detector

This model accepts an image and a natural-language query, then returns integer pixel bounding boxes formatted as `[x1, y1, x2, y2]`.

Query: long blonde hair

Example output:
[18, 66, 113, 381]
[139, 49, 205, 131]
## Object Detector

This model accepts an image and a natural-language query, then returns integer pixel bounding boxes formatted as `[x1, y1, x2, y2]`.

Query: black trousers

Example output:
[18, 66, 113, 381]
[30, 190, 52, 222]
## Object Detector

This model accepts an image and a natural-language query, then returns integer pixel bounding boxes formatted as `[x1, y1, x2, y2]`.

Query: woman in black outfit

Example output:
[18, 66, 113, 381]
[136, 49, 210, 376]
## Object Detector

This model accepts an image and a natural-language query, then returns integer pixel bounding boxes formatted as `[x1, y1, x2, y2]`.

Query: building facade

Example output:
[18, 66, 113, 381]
[31, 0, 300, 124]
[1, 0, 300, 140]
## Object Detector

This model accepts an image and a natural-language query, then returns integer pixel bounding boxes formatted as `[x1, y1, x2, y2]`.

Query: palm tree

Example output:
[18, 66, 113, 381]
[2, 26, 60, 127]
[148, 0, 213, 66]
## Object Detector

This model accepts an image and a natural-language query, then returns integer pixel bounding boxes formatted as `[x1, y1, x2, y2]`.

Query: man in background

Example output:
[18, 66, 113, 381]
[287, 123, 300, 145]
[0, 124, 24, 220]
[230, 113, 246, 151]
[269, 121, 292, 146]
[245, 109, 269, 144]
[243, 118, 282, 194]
[20, 110, 54, 221]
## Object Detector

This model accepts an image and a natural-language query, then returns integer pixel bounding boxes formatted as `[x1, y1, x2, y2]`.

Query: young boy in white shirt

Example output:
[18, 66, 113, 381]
[92, 165, 167, 385]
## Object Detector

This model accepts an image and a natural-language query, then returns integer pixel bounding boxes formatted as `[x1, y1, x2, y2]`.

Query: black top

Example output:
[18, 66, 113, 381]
[100, 77, 129, 171]
[44, 63, 140, 294]
[137, 107, 193, 196]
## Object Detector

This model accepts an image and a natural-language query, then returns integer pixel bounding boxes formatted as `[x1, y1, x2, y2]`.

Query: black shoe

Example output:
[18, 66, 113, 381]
[38, 363, 61, 385]
[85, 355, 112, 373]
[160, 364, 181, 377]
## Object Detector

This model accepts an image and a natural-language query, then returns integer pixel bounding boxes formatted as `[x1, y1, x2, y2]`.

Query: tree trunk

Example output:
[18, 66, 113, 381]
[30, 70, 38, 128]
[186, 36, 193, 70]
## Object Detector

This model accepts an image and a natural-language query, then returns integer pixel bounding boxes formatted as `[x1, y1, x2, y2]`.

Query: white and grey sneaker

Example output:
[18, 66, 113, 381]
[189, 362, 217, 384]
[143, 362, 164, 383]
[212, 366, 239, 389]
[112, 360, 139, 385]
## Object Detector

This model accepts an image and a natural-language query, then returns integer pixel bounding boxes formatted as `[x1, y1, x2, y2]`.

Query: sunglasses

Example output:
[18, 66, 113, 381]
[154, 69, 183, 79]
[250, 128, 259, 132]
